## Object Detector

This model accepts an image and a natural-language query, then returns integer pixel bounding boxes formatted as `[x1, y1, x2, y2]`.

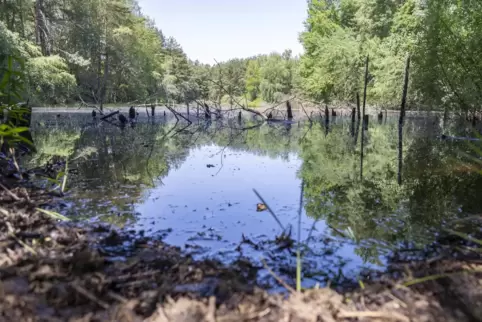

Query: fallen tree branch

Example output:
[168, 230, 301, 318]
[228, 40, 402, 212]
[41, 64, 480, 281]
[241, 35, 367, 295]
[77, 95, 101, 113]
[100, 110, 119, 120]
[299, 102, 313, 123]
[206, 79, 267, 120]
[165, 105, 192, 124]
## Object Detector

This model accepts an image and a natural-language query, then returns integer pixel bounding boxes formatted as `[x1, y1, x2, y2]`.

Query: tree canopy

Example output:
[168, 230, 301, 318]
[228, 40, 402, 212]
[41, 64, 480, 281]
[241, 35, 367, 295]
[1, 0, 481, 114]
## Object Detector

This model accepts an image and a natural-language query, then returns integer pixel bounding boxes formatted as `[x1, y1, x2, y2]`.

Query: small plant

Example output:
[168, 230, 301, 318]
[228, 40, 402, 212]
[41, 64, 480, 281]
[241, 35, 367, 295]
[0, 55, 32, 152]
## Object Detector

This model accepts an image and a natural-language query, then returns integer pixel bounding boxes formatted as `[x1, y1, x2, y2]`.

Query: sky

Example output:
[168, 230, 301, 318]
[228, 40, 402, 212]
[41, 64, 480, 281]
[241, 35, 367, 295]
[138, 0, 307, 64]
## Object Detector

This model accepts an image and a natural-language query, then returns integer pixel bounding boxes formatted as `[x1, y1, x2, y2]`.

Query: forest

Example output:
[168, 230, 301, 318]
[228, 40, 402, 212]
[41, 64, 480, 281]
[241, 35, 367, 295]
[1, 0, 481, 117]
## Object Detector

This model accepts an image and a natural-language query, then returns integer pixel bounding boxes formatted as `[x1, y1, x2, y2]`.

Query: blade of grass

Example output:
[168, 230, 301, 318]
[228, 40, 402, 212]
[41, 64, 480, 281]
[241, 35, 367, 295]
[36, 208, 70, 221]
[296, 180, 304, 292]
[61, 159, 69, 193]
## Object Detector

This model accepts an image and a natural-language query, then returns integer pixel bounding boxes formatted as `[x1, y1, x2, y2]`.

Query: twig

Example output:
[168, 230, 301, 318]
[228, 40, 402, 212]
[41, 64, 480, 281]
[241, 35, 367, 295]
[77, 95, 100, 112]
[9, 232, 37, 255]
[165, 105, 192, 124]
[261, 258, 295, 293]
[206, 78, 267, 119]
[0, 182, 20, 201]
[71, 283, 110, 309]
[299, 102, 312, 123]
[107, 291, 128, 303]
[338, 310, 409, 322]
[253, 189, 286, 232]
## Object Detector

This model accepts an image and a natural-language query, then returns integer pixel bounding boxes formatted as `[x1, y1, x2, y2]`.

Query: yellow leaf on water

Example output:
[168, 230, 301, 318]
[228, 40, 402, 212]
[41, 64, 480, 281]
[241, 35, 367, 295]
[256, 203, 267, 212]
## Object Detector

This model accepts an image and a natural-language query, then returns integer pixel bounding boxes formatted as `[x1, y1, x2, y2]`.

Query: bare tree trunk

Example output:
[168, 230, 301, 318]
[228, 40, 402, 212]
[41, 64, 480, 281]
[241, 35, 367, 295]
[398, 56, 410, 186]
[204, 103, 211, 119]
[400, 56, 410, 126]
[97, 52, 102, 110]
[362, 56, 369, 119]
[360, 56, 370, 181]
[19, 0, 25, 38]
[398, 122, 403, 185]
[100, 52, 109, 112]
[351, 108, 356, 136]
[363, 115, 369, 130]
[356, 92, 361, 120]
[35, 0, 50, 55]
[287, 101, 293, 119]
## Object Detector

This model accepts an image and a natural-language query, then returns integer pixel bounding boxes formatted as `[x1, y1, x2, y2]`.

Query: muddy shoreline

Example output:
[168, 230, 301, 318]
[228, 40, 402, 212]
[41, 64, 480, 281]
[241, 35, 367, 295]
[0, 178, 481, 322]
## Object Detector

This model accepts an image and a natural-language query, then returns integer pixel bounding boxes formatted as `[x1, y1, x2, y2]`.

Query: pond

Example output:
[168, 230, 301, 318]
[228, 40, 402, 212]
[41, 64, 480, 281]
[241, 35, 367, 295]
[25, 110, 482, 289]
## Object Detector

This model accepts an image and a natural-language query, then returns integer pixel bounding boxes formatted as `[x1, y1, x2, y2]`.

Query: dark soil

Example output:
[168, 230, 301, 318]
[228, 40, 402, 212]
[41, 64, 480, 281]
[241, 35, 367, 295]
[0, 181, 481, 321]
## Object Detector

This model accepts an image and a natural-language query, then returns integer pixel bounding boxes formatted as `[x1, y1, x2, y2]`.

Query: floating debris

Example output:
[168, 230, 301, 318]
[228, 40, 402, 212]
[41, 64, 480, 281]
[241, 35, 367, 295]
[256, 203, 267, 212]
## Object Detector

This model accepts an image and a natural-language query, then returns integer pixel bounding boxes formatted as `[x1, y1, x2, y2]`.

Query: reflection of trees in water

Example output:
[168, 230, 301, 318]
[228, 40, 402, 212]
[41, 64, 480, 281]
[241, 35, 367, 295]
[27, 119, 306, 226]
[190, 121, 304, 160]
[28, 116, 481, 240]
[300, 121, 482, 264]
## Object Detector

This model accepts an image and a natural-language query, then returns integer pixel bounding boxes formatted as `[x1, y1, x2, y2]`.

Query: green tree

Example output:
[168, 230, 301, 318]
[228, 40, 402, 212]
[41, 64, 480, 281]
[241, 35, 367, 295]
[246, 59, 261, 101]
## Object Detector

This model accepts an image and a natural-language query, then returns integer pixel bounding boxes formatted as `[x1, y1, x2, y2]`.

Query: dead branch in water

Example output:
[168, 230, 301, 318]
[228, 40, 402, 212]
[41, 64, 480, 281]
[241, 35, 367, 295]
[100, 110, 119, 120]
[299, 102, 313, 124]
[77, 95, 101, 113]
[206, 78, 267, 120]
[165, 105, 192, 124]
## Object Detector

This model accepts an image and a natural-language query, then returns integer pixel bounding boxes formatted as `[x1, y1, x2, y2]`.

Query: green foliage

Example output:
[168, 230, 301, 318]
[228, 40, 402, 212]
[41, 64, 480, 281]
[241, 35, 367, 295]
[259, 51, 295, 103]
[299, 0, 482, 113]
[2, 0, 479, 113]
[245, 59, 261, 101]
[1, 1, 303, 107]
[0, 53, 31, 149]
[27, 56, 76, 103]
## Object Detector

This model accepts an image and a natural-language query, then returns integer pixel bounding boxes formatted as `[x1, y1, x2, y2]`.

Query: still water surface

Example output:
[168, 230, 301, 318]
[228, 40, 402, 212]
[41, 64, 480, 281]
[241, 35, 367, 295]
[26, 111, 482, 288]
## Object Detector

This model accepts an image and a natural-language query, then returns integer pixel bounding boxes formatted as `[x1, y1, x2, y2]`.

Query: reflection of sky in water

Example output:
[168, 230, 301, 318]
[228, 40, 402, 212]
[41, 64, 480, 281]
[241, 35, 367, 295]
[28, 111, 482, 288]
[135, 144, 378, 284]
